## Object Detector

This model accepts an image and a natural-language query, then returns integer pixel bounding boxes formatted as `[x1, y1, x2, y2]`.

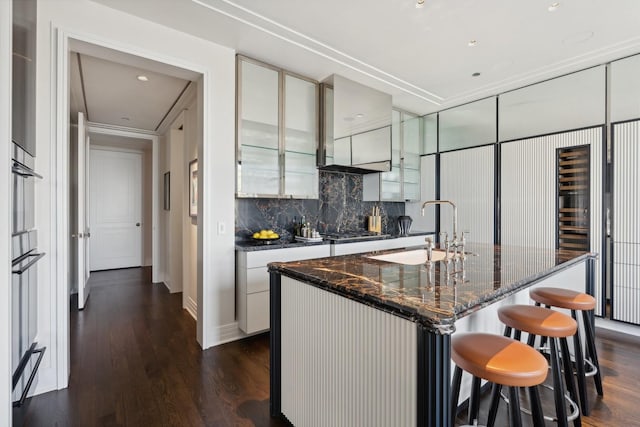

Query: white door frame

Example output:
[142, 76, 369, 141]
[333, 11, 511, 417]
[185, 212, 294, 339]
[87, 125, 159, 276]
[53, 27, 210, 390]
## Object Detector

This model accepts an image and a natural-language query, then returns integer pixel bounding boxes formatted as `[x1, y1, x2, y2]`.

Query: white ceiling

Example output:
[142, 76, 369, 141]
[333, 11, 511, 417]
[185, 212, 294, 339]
[69, 46, 192, 132]
[91, 0, 640, 115]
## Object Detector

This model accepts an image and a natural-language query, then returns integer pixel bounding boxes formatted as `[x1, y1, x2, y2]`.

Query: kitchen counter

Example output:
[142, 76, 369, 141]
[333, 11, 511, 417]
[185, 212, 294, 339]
[268, 242, 594, 334]
[268, 243, 597, 427]
[235, 230, 434, 252]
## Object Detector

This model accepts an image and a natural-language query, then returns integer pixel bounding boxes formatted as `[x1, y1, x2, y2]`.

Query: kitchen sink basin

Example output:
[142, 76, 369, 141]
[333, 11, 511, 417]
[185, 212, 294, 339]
[366, 249, 478, 265]
[366, 249, 452, 265]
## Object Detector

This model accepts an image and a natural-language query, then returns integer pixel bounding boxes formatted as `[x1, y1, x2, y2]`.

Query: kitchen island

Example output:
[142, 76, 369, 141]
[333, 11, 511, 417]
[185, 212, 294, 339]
[268, 243, 596, 427]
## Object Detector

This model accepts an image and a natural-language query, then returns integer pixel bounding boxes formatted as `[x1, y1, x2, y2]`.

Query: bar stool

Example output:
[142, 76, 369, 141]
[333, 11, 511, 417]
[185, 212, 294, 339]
[451, 332, 548, 427]
[530, 287, 603, 415]
[497, 305, 581, 427]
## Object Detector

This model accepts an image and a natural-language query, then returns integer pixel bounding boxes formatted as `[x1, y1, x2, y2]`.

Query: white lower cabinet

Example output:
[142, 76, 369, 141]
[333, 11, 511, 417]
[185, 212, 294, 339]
[237, 236, 431, 333]
[236, 245, 331, 334]
[330, 234, 432, 256]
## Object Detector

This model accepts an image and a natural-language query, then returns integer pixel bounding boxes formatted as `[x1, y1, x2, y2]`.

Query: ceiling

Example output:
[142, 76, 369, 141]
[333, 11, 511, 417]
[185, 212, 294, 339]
[69, 43, 193, 132]
[90, 0, 640, 115]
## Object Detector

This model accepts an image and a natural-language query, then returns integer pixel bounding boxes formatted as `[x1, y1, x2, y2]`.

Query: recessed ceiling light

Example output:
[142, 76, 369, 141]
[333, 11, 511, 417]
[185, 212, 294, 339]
[416, 0, 425, 8]
[468, 40, 478, 47]
[355, 113, 365, 118]
[121, 116, 130, 121]
[472, 72, 481, 77]
[137, 75, 149, 82]
[548, 2, 560, 12]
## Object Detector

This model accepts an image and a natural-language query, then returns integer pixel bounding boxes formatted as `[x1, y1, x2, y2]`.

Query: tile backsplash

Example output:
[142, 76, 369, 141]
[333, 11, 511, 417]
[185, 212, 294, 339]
[235, 171, 404, 241]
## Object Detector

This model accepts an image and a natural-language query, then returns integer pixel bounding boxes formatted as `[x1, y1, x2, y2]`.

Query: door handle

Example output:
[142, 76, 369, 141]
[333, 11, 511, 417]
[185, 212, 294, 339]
[136, 223, 141, 227]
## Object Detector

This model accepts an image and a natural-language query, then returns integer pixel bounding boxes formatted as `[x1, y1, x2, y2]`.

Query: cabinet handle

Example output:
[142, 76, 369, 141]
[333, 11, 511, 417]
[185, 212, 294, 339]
[12, 162, 43, 179]
[12, 252, 45, 275]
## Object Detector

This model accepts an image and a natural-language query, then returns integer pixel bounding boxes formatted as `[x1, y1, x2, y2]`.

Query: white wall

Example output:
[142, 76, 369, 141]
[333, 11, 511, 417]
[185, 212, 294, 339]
[158, 113, 187, 296]
[170, 128, 184, 294]
[142, 147, 152, 266]
[34, 0, 236, 396]
[1, 0, 14, 423]
[183, 99, 198, 318]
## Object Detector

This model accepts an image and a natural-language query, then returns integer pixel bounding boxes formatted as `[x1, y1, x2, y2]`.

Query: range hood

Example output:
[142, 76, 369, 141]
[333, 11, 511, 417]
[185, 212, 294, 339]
[319, 75, 392, 174]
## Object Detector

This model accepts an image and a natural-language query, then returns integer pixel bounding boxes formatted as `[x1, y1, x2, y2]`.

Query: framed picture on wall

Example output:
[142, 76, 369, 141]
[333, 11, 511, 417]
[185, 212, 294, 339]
[189, 159, 198, 218]
[163, 172, 170, 211]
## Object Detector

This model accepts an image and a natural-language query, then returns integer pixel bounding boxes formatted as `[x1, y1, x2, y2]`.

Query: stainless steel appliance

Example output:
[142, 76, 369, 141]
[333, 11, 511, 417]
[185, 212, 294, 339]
[11, 0, 44, 409]
[11, 143, 45, 407]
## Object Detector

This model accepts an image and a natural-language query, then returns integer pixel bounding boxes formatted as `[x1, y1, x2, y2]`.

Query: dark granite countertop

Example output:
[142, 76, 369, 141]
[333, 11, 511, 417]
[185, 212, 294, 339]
[235, 239, 331, 252]
[235, 230, 435, 252]
[268, 243, 596, 334]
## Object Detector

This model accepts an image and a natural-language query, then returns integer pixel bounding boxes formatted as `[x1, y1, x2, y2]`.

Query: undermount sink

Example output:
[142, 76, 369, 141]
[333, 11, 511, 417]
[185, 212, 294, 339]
[366, 249, 453, 265]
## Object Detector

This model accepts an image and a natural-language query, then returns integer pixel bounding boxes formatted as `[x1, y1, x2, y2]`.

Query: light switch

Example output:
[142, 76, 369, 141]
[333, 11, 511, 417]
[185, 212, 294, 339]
[218, 221, 226, 235]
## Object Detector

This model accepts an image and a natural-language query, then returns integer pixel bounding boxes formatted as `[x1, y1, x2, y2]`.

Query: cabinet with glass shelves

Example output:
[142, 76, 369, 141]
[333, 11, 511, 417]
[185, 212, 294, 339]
[367, 110, 421, 201]
[236, 56, 319, 198]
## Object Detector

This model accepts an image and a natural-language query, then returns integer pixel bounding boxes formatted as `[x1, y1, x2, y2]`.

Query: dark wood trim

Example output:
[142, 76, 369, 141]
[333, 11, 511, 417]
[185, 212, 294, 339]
[417, 326, 451, 427]
[269, 271, 282, 417]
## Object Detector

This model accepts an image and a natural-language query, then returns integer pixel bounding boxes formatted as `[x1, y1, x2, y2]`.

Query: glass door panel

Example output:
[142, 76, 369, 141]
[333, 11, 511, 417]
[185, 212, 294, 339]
[284, 74, 318, 197]
[238, 60, 280, 195]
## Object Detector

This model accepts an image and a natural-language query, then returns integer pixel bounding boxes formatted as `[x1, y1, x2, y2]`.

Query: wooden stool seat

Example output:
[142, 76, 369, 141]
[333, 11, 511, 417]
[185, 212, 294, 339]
[452, 333, 548, 387]
[498, 304, 577, 338]
[529, 287, 603, 416]
[530, 287, 596, 311]
[497, 305, 581, 427]
[451, 333, 548, 426]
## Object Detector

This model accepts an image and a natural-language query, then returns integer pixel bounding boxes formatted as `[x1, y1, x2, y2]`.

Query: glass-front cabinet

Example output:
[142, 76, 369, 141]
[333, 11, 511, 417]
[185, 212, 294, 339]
[236, 56, 319, 198]
[377, 110, 421, 201]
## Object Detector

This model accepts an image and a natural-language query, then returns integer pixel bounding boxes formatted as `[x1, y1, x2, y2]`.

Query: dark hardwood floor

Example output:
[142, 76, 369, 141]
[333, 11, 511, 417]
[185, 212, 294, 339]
[17, 267, 640, 426]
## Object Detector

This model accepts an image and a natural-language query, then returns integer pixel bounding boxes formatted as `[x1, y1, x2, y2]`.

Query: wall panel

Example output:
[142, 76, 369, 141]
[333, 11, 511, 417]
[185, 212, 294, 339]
[612, 120, 640, 324]
[501, 127, 603, 315]
[439, 146, 494, 244]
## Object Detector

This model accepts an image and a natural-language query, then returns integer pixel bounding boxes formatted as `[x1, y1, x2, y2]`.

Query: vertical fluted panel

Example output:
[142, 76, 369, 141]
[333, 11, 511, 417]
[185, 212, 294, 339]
[612, 121, 640, 324]
[440, 145, 495, 244]
[280, 276, 417, 427]
[501, 127, 603, 315]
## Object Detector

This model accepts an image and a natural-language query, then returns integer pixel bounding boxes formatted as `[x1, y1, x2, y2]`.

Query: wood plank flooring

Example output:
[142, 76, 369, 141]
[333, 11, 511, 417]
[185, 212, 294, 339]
[16, 267, 640, 426]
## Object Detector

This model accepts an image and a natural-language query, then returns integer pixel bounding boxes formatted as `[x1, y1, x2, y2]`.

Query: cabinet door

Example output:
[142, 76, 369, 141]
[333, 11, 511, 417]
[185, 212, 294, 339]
[402, 116, 421, 201]
[284, 74, 318, 198]
[238, 60, 280, 196]
[381, 110, 402, 201]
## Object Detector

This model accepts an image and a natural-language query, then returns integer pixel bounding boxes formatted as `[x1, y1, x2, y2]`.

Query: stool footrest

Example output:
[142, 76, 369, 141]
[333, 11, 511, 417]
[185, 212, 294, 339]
[499, 385, 580, 423]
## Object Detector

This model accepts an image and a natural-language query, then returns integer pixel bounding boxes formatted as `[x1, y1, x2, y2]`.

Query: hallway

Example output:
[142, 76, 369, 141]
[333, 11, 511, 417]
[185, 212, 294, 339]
[19, 268, 286, 427]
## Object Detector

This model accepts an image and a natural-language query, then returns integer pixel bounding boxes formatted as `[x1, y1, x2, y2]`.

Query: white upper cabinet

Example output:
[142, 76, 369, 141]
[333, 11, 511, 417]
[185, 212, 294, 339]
[499, 66, 605, 141]
[369, 110, 421, 202]
[236, 56, 319, 198]
[610, 54, 640, 123]
[284, 75, 319, 197]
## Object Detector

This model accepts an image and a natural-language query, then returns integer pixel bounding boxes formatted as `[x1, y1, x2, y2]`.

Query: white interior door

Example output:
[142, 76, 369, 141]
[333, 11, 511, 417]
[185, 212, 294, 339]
[90, 148, 143, 271]
[77, 112, 91, 309]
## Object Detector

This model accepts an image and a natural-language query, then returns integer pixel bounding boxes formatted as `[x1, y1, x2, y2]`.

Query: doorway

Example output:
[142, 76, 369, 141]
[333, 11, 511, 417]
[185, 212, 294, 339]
[66, 41, 201, 328]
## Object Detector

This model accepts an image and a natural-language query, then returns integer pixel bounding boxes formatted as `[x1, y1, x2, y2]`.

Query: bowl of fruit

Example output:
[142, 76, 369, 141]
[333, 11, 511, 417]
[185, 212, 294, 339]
[252, 229, 280, 243]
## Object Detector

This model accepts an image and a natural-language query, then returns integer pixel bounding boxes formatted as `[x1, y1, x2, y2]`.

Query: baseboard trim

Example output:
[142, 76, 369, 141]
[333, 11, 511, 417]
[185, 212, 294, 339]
[184, 296, 197, 320]
[205, 322, 247, 348]
[161, 279, 171, 292]
[596, 318, 640, 337]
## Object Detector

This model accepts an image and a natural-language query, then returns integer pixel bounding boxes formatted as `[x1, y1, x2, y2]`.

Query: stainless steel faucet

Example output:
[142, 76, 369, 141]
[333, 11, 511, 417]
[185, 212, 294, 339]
[421, 200, 458, 247]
